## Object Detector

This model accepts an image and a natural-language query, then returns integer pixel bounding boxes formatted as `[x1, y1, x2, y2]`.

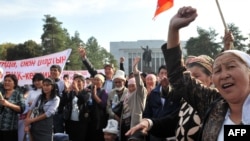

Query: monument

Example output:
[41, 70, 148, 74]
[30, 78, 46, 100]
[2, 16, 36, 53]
[141, 45, 152, 73]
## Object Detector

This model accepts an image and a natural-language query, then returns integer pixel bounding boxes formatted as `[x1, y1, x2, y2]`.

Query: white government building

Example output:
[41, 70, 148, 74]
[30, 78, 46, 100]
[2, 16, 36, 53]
[110, 40, 186, 75]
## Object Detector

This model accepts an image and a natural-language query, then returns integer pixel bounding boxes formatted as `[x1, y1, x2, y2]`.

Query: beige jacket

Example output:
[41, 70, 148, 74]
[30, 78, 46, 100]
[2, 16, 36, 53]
[123, 73, 148, 128]
[107, 87, 128, 119]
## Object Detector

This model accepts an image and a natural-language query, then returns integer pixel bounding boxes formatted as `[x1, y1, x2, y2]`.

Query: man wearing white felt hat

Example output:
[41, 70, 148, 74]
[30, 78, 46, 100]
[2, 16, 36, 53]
[107, 70, 128, 121]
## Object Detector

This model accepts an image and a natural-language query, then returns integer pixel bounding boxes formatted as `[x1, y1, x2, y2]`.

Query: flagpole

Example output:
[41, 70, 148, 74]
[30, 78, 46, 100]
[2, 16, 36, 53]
[215, 0, 234, 49]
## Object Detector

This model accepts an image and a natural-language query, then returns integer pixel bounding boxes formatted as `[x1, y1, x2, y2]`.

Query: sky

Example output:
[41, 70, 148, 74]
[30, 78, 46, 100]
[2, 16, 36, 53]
[0, 0, 249, 52]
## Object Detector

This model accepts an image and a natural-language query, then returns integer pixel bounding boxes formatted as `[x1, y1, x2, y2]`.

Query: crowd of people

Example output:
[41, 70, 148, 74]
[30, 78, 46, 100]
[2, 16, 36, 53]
[0, 5, 249, 141]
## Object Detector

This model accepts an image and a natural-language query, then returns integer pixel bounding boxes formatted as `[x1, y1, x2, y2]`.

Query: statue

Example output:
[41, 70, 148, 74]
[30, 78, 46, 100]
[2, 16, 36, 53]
[141, 45, 152, 67]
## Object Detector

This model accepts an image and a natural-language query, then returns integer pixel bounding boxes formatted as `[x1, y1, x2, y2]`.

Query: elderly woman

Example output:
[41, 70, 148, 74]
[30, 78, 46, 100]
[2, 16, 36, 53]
[88, 73, 108, 141]
[25, 78, 60, 141]
[161, 6, 249, 141]
[127, 6, 240, 141]
[0, 74, 25, 141]
[120, 57, 148, 141]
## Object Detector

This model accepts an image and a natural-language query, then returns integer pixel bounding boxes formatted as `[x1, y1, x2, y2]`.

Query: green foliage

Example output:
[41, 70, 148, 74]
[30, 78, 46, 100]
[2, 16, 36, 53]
[0, 15, 115, 71]
[247, 34, 250, 54]
[83, 36, 117, 70]
[1, 15, 248, 69]
[185, 27, 221, 58]
[0, 43, 16, 60]
[185, 24, 249, 59]
[6, 40, 42, 61]
[65, 31, 85, 70]
[41, 15, 71, 55]
[227, 23, 248, 51]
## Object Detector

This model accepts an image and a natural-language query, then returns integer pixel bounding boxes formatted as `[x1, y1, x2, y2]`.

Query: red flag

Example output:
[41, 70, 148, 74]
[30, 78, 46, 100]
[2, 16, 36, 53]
[153, 0, 173, 19]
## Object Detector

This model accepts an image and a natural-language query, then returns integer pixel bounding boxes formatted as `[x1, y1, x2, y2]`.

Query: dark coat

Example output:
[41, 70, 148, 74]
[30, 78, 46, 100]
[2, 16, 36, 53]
[162, 44, 226, 141]
[143, 85, 181, 119]
[61, 89, 91, 121]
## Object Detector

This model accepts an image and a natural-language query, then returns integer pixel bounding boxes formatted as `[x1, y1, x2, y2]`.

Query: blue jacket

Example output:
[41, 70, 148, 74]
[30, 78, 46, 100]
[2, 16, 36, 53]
[143, 84, 181, 119]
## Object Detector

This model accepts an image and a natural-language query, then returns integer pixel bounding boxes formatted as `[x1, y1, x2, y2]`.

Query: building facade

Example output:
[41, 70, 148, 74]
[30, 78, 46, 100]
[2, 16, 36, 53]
[110, 40, 186, 75]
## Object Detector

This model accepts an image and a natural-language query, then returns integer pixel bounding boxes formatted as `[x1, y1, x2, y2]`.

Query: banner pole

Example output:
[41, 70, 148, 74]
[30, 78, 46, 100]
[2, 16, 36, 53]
[215, 0, 234, 49]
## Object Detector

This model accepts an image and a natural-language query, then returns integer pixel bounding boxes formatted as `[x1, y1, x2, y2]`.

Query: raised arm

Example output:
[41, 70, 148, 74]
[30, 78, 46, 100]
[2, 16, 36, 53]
[78, 46, 98, 77]
[223, 30, 234, 51]
[167, 6, 197, 49]
[165, 6, 221, 118]
[161, 6, 198, 85]
[120, 57, 125, 71]
[130, 57, 148, 127]
[133, 57, 145, 90]
[126, 7, 198, 138]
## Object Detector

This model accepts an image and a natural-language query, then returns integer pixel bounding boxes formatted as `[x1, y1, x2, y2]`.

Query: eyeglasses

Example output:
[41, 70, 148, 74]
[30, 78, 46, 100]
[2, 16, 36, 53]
[114, 81, 122, 84]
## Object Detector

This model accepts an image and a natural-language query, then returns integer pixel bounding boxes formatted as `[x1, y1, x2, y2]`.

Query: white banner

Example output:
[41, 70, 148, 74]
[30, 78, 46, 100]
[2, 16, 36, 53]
[0, 49, 72, 86]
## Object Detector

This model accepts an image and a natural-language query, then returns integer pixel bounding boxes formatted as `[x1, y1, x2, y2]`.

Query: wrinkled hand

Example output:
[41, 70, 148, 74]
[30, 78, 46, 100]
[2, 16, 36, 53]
[125, 119, 150, 136]
[170, 6, 198, 30]
[78, 46, 87, 59]
[223, 30, 234, 50]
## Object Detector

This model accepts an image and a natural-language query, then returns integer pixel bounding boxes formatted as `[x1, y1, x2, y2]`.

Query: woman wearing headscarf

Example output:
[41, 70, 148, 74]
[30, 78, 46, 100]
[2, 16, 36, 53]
[120, 57, 148, 141]
[158, 6, 249, 141]
[88, 73, 108, 141]
[127, 6, 238, 141]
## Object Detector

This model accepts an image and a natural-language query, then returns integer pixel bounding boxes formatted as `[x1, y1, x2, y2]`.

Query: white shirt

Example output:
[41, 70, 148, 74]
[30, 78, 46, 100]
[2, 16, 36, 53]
[27, 88, 42, 106]
[104, 80, 113, 94]
[217, 94, 250, 141]
[70, 96, 80, 121]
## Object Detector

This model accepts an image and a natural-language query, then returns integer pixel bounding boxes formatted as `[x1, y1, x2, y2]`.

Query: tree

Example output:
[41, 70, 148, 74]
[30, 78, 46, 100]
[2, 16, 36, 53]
[0, 43, 16, 60]
[100, 47, 117, 67]
[6, 40, 42, 60]
[185, 27, 221, 58]
[83, 36, 117, 70]
[247, 33, 250, 54]
[23, 40, 43, 58]
[226, 23, 248, 51]
[41, 15, 71, 55]
[65, 31, 85, 70]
